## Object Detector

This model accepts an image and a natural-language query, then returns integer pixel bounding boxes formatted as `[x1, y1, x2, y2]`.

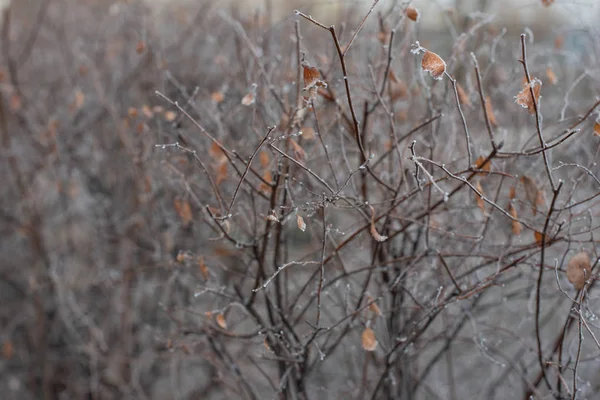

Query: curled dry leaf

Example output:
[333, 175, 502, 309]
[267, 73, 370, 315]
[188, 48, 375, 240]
[515, 78, 542, 115]
[567, 252, 592, 290]
[594, 122, 600, 137]
[421, 50, 446, 80]
[475, 181, 485, 213]
[405, 6, 419, 22]
[367, 295, 382, 317]
[302, 61, 327, 103]
[485, 96, 498, 127]
[509, 203, 521, 235]
[241, 83, 257, 106]
[361, 327, 378, 351]
[215, 313, 227, 329]
[296, 214, 306, 232]
[369, 206, 388, 242]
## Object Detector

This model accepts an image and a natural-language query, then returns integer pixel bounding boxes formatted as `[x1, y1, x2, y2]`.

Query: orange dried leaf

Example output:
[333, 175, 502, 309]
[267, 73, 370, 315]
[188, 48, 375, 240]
[405, 6, 419, 22]
[302, 63, 326, 89]
[259, 170, 273, 193]
[594, 123, 600, 137]
[164, 110, 177, 122]
[211, 91, 224, 103]
[297, 214, 306, 232]
[567, 252, 591, 290]
[474, 156, 491, 173]
[216, 162, 228, 186]
[509, 186, 517, 200]
[546, 67, 557, 85]
[259, 150, 270, 168]
[174, 197, 193, 227]
[421, 50, 446, 80]
[534, 231, 544, 246]
[216, 313, 227, 329]
[198, 257, 209, 280]
[301, 126, 315, 140]
[367, 296, 382, 317]
[509, 203, 521, 235]
[515, 78, 542, 115]
[361, 327, 378, 351]
[475, 181, 485, 212]
[485, 96, 497, 126]
[241, 92, 255, 106]
[457, 83, 471, 106]
[141, 105, 153, 118]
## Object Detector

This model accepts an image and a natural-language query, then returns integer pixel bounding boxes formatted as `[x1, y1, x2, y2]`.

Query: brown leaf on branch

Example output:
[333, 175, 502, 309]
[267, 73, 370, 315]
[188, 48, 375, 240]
[216, 313, 227, 329]
[361, 327, 378, 351]
[567, 252, 591, 290]
[594, 123, 600, 137]
[296, 214, 306, 232]
[475, 181, 485, 213]
[421, 50, 446, 80]
[457, 83, 471, 106]
[515, 78, 542, 115]
[509, 203, 521, 235]
[405, 7, 420, 22]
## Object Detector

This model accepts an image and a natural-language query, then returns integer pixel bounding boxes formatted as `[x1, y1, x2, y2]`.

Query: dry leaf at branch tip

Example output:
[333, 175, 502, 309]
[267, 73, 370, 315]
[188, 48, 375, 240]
[216, 313, 227, 329]
[515, 78, 542, 115]
[509, 203, 522, 235]
[594, 123, 600, 137]
[361, 327, 378, 351]
[475, 181, 485, 212]
[405, 6, 419, 22]
[369, 205, 388, 242]
[421, 50, 446, 80]
[567, 252, 591, 290]
[485, 96, 497, 127]
[367, 295, 382, 317]
[297, 214, 306, 232]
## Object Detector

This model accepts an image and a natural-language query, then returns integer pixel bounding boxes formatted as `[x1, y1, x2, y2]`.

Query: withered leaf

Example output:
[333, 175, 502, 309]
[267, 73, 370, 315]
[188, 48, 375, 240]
[515, 78, 542, 115]
[361, 327, 378, 351]
[567, 252, 591, 290]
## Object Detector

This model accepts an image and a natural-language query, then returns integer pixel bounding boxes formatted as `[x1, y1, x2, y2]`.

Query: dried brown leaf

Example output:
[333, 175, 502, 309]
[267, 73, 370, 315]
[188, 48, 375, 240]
[361, 327, 378, 351]
[241, 91, 255, 106]
[567, 252, 591, 290]
[421, 50, 446, 80]
[509, 203, 522, 235]
[211, 91, 225, 103]
[164, 110, 177, 122]
[594, 123, 600, 137]
[290, 139, 306, 162]
[198, 256, 209, 281]
[405, 6, 420, 22]
[367, 296, 382, 317]
[475, 181, 485, 212]
[515, 78, 542, 115]
[534, 231, 544, 246]
[297, 214, 306, 232]
[216, 313, 227, 329]
[474, 156, 491, 174]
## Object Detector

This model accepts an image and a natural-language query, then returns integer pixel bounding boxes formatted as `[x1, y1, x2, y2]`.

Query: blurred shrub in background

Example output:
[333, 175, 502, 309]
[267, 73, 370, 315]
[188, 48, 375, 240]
[1, 0, 600, 399]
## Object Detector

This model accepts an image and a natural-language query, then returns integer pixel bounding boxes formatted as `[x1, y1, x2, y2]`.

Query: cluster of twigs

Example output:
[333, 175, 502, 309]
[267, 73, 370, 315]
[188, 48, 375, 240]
[2, 0, 600, 399]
